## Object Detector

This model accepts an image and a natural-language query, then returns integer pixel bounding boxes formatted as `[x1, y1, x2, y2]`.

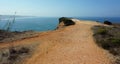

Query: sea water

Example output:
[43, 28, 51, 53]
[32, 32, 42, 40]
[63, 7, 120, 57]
[0, 17, 59, 32]
[0, 17, 120, 32]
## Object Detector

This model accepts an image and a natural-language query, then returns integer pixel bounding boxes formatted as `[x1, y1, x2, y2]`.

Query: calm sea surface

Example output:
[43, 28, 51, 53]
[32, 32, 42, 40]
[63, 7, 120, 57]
[0, 17, 120, 32]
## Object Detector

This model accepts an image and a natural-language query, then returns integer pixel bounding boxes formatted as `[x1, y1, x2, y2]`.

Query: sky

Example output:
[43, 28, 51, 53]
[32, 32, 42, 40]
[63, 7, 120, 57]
[0, 0, 120, 17]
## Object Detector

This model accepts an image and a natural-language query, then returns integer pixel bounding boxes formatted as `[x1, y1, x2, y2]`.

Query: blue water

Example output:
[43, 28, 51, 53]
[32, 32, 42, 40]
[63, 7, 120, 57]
[0, 17, 59, 32]
[76, 17, 120, 23]
[0, 17, 120, 32]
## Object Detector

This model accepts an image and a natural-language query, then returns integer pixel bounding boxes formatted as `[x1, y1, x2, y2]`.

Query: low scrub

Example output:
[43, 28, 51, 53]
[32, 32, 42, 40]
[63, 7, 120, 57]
[96, 28, 108, 35]
[0, 30, 38, 43]
[0, 44, 36, 64]
[92, 25, 120, 64]
[8, 47, 30, 63]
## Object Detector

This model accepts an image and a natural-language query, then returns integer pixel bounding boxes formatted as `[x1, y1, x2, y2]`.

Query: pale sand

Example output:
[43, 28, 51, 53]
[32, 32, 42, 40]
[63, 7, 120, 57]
[0, 20, 113, 64]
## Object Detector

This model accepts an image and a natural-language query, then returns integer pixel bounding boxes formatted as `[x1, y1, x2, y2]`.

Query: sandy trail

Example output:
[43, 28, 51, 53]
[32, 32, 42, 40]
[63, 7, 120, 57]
[0, 20, 113, 64]
[23, 20, 112, 64]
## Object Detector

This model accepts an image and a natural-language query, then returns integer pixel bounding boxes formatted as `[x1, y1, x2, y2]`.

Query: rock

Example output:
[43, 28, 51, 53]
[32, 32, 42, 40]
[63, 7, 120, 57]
[57, 17, 75, 29]
[104, 21, 112, 25]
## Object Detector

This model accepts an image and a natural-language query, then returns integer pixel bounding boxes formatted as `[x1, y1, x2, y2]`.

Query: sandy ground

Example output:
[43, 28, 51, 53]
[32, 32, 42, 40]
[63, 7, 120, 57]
[0, 19, 113, 64]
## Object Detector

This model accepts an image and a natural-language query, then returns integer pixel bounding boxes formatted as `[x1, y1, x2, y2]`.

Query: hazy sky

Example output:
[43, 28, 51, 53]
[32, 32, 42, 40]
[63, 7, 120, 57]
[0, 0, 120, 17]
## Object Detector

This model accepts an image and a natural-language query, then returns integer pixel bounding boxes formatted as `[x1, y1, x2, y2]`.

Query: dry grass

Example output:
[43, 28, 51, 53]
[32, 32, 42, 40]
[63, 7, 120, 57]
[0, 30, 38, 43]
[92, 24, 120, 64]
[0, 43, 39, 64]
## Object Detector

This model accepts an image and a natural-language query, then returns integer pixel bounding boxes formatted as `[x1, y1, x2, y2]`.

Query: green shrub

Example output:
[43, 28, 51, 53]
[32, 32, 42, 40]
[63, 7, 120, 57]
[111, 38, 120, 44]
[97, 28, 107, 35]
[92, 25, 120, 64]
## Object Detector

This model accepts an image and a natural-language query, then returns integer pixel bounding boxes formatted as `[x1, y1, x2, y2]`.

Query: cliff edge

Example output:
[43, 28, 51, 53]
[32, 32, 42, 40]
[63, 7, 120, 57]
[0, 18, 113, 64]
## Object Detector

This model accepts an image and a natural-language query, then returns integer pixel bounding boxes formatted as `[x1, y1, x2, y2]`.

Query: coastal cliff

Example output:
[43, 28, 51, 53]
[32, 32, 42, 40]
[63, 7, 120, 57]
[0, 18, 114, 64]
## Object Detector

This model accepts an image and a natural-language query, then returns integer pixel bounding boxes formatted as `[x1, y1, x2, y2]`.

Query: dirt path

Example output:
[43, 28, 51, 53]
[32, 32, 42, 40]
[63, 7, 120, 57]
[22, 20, 113, 64]
[0, 19, 113, 64]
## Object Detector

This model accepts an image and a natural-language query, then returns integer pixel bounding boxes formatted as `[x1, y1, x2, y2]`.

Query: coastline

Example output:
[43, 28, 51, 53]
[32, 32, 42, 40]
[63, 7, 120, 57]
[0, 18, 115, 64]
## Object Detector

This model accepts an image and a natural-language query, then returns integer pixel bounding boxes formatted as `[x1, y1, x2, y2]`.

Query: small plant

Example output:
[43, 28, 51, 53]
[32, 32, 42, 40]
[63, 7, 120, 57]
[0, 43, 38, 64]
[18, 47, 29, 54]
[3, 12, 16, 31]
[111, 38, 120, 44]
[8, 47, 30, 61]
[8, 47, 18, 61]
[97, 28, 107, 35]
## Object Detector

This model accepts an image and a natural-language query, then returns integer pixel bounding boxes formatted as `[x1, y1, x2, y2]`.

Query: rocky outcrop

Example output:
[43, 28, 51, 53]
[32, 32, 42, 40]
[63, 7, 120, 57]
[57, 17, 75, 29]
[104, 21, 112, 25]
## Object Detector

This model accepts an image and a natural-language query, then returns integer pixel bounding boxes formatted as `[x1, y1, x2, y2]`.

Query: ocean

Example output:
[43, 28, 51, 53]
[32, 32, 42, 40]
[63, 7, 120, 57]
[0, 17, 120, 32]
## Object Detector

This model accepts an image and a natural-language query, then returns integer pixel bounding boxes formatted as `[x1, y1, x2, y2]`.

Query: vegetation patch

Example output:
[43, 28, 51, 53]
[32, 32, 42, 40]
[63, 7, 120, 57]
[0, 30, 38, 43]
[96, 28, 108, 35]
[92, 24, 120, 64]
[0, 43, 38, 64]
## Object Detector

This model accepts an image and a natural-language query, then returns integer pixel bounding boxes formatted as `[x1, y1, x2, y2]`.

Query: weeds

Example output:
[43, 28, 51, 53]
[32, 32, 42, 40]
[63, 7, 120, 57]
[92, 25, 120, 64]
[111, 38, 120, 44]
[0, 46, 30, 64]
[96, 28, 107, 35]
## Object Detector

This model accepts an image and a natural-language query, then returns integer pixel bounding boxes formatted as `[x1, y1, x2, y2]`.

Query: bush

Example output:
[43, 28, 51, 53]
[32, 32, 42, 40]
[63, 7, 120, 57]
[101, 42, 110, 49]
[92, 25, 120, 64]
[109, 47, 120, 56]
[8, 47, 30, 61]
[111, 38, 120, 44]
[96, 28, 107, 35]
[18, 47, 29, 54]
